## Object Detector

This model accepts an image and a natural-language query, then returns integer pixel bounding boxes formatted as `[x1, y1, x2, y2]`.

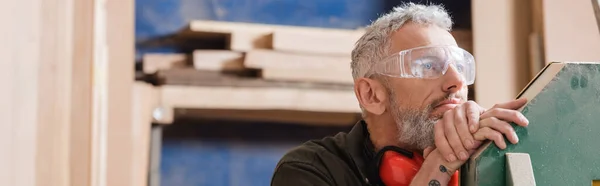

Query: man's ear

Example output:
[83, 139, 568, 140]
[354, 77, 388, 115]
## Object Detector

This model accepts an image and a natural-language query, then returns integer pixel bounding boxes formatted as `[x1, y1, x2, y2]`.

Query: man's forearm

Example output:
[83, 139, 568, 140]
[410, 159, 453, 186]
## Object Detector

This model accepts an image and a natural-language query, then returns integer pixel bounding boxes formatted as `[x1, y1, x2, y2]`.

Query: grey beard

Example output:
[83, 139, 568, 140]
[391, 100, 437, 152]
[379, 77, 447, 152]
[386, 88, 439, 152]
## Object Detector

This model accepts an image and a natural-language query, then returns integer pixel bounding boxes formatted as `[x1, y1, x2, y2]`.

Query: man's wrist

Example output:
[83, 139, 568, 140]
[412, 156, 453, 185]
[424, 156, 455, 179]
[438, 164, 455, 178]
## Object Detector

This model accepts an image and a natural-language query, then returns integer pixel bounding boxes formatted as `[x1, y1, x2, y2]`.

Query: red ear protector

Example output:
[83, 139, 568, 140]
[367, 146, 459, 186]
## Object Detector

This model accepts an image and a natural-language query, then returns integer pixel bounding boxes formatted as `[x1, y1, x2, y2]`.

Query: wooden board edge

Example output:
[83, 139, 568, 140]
[92, 0, 135, 185]
[174, 108, 360, 126]
[70, 0, 94, 183]
[36, 0, 80, 184]
[184, 20, 365, 52]
[160, 85, 361, 113]
[260, 68, 354, 85]
[271, 28, 363, 56]
[187, 19, 365, 35]
[514, 62, 563, 99]
[131, 82, 157, 186]
[192, 50, 245, 71]
[244, 49, 350, 69]
[142, 53, 189, 74]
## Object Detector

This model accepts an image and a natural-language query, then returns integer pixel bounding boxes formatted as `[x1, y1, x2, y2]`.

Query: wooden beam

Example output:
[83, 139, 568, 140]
[36, 0, 78, 184]
[89, 0, 136, 185]
[0, 0, 45, 185]
[143, 53, 188, 74]
[1, 0, 138, 185]
[528, 0, 546, 77]
[153, 68, 357, 124]
[156, 68, 354, 90]
[70, 0, 95, 185]
[104, 0, 135, 185]
[543, 0, 600, 63]
[131, 82, 157, 186]
[0, 0, 96, 185]
[271, 26, 363, 56]
[260, 68, 353, 84]
[183, 20, 364, 55]
[245, 49, 352, 84]
[245, 50, 349, 69]
[160, 85, 361, 114]
[184, 20, 274, 51]
[472, 0, 532, 108]
[193, 50, 244, 71]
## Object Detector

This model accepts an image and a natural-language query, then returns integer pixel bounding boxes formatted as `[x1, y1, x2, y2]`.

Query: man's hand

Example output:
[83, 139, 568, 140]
[434, 100, 485, 162]
[434, 98, 529, 162]
[470, 98, 529, 149]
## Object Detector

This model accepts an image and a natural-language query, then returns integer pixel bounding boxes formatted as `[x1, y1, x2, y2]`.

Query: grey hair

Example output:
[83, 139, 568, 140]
[350, 3, 453, 79]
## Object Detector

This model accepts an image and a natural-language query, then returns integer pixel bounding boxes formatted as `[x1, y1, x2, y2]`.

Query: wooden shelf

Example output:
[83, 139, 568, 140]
[147, 69, 359, 125]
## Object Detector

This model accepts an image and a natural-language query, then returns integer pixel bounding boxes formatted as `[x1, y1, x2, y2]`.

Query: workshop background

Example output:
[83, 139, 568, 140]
[135, 1, 471, 186]
[2, 0, 599, 186]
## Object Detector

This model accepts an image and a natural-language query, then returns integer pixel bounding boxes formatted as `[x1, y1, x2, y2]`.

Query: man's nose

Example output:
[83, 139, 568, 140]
[441, 65, 466, 93]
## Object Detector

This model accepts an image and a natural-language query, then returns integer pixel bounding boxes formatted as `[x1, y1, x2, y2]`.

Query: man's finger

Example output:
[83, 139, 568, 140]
[480, 108, 529, 127]
[443, 111, 468, 161]
[455, 103, 476, 150]
[434, 119, 456, 162]
[473, 127, 507, 149]
[491, 97, 528, 110]
[465, 101, 482, 133]
[480, 117, 519, 144]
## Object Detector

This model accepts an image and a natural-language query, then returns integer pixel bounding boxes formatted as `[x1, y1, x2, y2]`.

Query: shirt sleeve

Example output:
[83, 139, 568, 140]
[271, 162, 334, 186]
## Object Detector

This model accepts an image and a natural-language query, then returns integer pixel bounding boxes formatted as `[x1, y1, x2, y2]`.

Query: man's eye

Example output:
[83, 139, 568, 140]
[416, 57, 440, 66]
[454, 63, 465, 72]
[456, 64, 463, 71]
[423, 63, 433, 69]
[419, 60, 441, 71]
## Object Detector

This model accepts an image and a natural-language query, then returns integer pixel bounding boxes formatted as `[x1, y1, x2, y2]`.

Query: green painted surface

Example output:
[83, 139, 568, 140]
[465, 63, 600, 186]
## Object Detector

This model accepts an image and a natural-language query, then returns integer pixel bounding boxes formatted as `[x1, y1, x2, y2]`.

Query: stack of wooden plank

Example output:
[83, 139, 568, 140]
[141, 20, 366, 125]
[180, 20, 362, 85]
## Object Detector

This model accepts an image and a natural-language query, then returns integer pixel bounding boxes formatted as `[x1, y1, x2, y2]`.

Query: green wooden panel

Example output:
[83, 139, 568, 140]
[462, 63, 600, 186]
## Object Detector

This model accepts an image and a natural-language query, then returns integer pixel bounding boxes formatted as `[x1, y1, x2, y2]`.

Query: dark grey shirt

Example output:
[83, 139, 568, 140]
[270, 120, 381, 186]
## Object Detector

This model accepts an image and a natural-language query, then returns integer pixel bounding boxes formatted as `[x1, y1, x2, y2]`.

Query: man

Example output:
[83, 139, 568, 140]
[271, 3, 529, 186]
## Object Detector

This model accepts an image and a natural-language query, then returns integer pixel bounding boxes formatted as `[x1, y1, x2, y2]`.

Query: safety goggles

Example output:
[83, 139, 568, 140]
[364, 45, 476, 85]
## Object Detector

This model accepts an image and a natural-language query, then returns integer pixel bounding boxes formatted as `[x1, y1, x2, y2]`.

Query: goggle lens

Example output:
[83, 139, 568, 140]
[372, 46, 475, 85]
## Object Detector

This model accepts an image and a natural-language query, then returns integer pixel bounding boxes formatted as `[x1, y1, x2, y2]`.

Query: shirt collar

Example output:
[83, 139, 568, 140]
[346, 120, 375, 184]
